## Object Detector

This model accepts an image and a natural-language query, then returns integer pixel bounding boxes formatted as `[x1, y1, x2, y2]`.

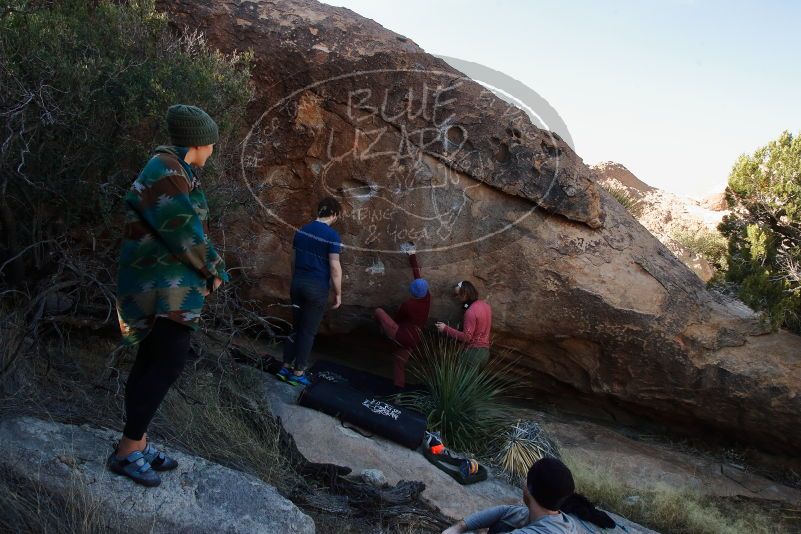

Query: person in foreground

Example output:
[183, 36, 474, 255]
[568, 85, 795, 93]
[111, 104, 228, 486]
[435, 280, 492, 367]
[442, 458, 617, 534]
[373, 243, 430, 389]
[279, 196, 343, 386]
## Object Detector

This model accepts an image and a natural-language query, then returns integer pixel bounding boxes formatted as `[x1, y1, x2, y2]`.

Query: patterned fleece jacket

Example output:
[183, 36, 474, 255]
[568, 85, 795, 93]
[116, 145, 228, 345]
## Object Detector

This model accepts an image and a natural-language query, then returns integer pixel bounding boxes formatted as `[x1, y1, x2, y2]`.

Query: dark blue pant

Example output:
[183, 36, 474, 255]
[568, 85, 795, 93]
[283, 278, 329, 371]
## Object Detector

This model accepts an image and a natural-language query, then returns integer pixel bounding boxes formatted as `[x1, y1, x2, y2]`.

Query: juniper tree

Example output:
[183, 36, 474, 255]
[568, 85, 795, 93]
[719, 130, 801, 332]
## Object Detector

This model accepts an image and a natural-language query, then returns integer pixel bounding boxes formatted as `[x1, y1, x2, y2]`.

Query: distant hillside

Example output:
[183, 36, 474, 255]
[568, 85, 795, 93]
[592, 162, 728, 282]
[698, 191, 728, 211]
[591, 161, 655, 199]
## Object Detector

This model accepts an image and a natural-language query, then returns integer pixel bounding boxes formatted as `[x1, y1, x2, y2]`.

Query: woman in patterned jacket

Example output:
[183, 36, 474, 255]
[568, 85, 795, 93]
[110, 104, 228, 487]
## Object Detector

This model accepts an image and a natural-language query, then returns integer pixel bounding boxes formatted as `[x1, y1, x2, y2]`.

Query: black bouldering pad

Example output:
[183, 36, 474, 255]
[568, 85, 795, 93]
[307, 359, 398, 397]
[298, 380, 427, 449]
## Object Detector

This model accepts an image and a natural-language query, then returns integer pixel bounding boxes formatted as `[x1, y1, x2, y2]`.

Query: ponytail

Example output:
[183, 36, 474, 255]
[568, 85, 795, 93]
[561, 493, 616, 529]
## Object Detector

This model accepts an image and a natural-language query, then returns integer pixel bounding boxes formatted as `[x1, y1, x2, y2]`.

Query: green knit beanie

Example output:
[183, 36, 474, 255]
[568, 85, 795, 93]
[166, 104, 219, 147]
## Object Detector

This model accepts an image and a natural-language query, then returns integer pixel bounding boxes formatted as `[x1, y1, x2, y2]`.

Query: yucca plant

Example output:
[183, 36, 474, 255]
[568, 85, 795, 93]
[395, 334, 518, 454]
[491, 420, 561, 484]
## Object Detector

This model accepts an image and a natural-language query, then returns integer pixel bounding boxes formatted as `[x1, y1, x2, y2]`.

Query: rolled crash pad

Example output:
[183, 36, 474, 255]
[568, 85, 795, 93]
[298, 380, 427, 449]
[308, 359, 398, 397]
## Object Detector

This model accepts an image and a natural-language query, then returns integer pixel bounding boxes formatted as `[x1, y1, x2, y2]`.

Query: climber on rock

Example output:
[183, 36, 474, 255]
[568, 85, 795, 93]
[373, 242, 431, 390]
[112, 104, 228, 487]
[435, 279, 492, 367]
[442, 458, 618, 534]
[278, 196, 343, 386]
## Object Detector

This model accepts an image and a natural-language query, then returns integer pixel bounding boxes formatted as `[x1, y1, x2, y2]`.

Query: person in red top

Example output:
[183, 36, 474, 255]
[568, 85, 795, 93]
[435, 280, 492, 367]
[373, 244, 430, 389]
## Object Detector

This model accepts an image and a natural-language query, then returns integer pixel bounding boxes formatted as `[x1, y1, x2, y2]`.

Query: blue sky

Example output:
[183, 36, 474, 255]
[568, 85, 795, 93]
[321, 0, 800, 198]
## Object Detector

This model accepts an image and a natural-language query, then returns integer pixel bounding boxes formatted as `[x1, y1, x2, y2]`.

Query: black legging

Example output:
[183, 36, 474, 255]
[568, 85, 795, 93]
[123, 318, 191, 440]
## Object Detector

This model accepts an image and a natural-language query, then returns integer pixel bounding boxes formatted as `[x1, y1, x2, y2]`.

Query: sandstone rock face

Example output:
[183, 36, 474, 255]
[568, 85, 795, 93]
[161, 0, 801, 454]
[592, 161, 728, 282]
[0, 417, 315, 534]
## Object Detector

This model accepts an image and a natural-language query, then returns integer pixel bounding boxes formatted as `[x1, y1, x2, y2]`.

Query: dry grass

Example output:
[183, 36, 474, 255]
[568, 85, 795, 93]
[0, 469, 114, 534]
[150, 366, 302, 494]
[671, 227, 729, 270]
[564, 452, 782, 534]
[602, 183, 644, 217]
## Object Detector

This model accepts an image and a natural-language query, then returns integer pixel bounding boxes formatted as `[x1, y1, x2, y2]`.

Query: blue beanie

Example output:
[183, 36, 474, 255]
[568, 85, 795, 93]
[409, 278, 429, 299]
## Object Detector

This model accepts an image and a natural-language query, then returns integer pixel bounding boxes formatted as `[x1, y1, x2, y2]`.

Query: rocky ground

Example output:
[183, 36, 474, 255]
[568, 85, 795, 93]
[258, 341, 801, 525]
[0, 417, 315, 534]
[543, 417, 801, 504]
[258, 365, 657, 533]
[2, 329, 800, 534]
[0, 383, 662, 534]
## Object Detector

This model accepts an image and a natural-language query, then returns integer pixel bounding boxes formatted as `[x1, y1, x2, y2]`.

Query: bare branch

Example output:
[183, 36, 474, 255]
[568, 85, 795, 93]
[0, 239, 55, 277]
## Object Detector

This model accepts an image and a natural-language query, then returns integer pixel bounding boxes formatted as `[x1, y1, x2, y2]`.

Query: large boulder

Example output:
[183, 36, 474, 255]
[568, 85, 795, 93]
[160, 0, 801, 454]
[0, 417, 315, 534]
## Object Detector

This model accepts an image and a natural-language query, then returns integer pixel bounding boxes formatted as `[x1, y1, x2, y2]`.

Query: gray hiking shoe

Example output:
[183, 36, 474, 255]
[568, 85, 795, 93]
[107, 450, 161, 487]
[142, 443, 178, 471]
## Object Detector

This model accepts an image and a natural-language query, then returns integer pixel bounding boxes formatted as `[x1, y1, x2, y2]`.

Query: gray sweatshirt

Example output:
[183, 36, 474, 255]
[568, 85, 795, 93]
[462, 504, 634, 534]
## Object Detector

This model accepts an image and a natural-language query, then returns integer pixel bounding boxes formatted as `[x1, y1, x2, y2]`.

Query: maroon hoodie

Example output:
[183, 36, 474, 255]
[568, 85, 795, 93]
[394, 254, 430, 348]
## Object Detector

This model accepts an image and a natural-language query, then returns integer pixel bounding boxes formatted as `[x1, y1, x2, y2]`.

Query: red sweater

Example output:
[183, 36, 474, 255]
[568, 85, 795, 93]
[443, 300, 492, 348]
[394, 254, 430, 349]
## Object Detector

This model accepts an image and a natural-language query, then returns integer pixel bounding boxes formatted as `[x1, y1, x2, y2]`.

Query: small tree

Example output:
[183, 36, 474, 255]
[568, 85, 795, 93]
[671, 227, 728, 271]
[719, 131, 801, 332]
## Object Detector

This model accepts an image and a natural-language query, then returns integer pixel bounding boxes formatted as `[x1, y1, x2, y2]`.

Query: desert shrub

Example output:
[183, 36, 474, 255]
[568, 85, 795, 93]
[0, 0, 260, 388]
[395, 335, 517, 454]
[602, 183, 643, 217]
[0, 0, 253, 314]
[671, 227, 728, 271]
[490, 420, 561, 484]
[0, 0, 253, 229]
[718, 131, 801, 333]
